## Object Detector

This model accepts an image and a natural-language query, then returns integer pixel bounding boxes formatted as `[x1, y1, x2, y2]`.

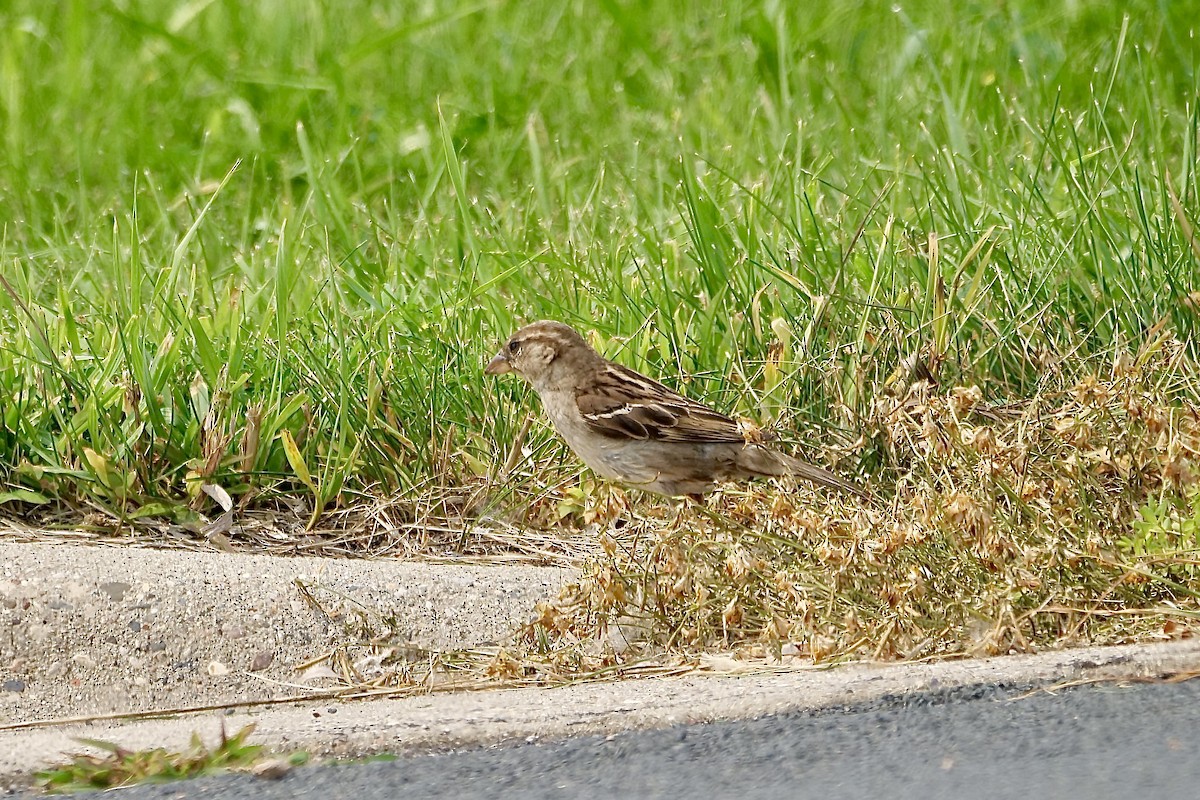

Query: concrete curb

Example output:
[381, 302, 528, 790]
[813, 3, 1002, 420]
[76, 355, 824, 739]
[2, 637, 1198, 789]
[0, 541, 571, 723]
[3, 538, 1199, 792]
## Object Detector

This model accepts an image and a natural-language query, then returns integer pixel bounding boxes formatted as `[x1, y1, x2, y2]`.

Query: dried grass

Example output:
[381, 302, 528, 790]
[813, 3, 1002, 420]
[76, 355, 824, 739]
[521, 341, 1200, 670]
[3, 493, 596, 566]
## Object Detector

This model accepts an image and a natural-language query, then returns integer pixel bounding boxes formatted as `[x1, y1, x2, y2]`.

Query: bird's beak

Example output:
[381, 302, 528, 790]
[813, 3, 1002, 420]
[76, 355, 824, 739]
[485, 353, 512, 375]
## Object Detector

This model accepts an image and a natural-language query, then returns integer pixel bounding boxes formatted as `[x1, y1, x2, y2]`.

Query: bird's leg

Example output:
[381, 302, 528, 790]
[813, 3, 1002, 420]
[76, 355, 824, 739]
[587, 481, 632, 539]
[667, 497, 686, 530]
[663, 493, 705, 531]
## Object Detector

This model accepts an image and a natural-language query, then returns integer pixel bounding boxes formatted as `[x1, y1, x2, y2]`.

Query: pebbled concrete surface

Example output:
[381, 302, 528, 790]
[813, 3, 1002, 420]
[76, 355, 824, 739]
[0, 542, 570, 723]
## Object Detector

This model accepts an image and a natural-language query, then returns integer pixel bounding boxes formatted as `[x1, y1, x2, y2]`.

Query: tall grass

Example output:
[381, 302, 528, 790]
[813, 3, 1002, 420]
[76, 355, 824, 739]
[0, 0, 1197, 521]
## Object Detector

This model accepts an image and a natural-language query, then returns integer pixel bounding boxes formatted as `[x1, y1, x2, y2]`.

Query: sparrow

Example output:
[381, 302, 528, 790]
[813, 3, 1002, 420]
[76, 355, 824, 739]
[485, 320, 866, 498]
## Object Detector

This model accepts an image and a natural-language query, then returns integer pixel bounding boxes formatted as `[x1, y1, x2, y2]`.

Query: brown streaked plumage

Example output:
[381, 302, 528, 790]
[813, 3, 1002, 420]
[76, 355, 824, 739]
[485, 320, 866, 498]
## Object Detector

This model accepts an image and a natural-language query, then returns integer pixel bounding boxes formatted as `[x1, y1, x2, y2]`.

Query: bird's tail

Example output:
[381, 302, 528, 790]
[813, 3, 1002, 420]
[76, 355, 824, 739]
[783, 455, 869, 499]
[741, 446, 868, 499]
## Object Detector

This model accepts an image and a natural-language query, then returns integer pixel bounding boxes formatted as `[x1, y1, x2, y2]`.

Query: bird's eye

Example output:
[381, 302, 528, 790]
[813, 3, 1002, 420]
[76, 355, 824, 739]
[508, 340, 520, 354]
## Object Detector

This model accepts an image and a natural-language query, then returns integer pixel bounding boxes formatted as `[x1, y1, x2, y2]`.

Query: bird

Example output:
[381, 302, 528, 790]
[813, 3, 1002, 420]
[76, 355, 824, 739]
[484, 320, 866, 499]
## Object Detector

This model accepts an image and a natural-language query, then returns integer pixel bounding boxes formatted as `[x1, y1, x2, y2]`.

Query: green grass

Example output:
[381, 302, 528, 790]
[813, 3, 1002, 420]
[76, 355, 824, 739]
[0, 0, 1197, 524]
[34, 724, 306, 793]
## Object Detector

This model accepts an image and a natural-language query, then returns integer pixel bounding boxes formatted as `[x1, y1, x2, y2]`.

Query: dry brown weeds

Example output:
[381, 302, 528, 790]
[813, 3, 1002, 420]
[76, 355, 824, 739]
[517, 341, 1200, 673]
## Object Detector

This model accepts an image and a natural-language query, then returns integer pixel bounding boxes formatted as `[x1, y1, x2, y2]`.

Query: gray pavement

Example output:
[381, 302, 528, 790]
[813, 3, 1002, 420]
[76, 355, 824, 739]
[4, 534, 1200, 797]
[4, 638, 1199, 793]
[33, 675, 1200, 799]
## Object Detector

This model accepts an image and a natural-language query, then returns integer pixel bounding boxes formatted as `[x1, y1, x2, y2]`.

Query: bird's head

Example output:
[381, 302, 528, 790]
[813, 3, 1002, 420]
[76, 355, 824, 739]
[485, 320, 598, 391]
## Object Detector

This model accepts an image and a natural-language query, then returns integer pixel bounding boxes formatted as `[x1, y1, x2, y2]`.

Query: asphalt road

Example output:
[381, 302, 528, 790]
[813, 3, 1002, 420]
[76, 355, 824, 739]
[59, 678, 1200, 799]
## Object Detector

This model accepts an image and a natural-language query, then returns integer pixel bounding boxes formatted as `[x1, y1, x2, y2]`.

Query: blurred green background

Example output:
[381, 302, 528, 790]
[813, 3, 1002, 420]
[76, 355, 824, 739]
[0, 0, 1196, 517]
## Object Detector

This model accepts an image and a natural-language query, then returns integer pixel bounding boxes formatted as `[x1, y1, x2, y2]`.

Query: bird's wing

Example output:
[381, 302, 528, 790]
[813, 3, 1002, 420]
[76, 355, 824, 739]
[574, 362, 746, 443]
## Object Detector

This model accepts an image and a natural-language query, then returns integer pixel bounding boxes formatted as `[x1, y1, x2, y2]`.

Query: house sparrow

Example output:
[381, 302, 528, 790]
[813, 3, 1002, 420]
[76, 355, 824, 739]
[485, 320, 866, 498]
